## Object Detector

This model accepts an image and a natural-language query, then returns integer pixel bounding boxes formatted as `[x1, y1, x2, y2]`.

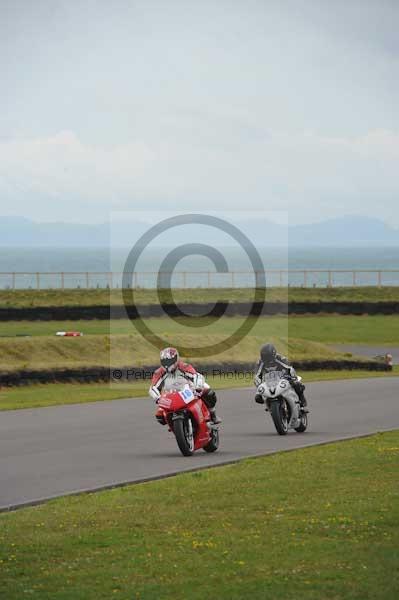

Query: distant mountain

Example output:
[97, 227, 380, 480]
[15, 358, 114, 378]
[0, 217, 109, 247]
[289, 216, 399, 246]
[0, 215, 398, 247]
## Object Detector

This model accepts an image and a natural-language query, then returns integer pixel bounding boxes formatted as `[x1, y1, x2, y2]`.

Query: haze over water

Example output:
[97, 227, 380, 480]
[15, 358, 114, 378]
[1, 247, 398, 288]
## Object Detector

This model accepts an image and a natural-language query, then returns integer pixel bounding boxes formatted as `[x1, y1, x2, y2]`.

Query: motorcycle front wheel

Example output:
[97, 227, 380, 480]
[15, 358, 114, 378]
[174, 417, 195, 456]
[270, 400, 289, 435]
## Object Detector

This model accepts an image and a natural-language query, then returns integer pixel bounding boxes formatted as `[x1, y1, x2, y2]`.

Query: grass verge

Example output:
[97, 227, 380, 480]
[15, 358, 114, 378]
[1, 431, 398, 599]
[1, 286, 399, 308]
[1, 368, 398, 411]
[0, 331, 352, 372]
[2, 315, 399, 345]
[2, 313, 398, 373]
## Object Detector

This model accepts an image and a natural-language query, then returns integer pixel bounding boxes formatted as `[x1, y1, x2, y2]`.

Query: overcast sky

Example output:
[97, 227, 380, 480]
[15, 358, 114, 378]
[0, 0, 398, 224]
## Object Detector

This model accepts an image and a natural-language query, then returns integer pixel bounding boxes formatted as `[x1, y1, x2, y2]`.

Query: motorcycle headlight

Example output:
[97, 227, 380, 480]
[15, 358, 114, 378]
[257, 384, 266, 394]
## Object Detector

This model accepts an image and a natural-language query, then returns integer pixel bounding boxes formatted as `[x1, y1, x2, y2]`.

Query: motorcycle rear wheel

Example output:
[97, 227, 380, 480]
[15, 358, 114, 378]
[174, 417, 195, 456]
[203, 428, 219, 453]
[270, 400, 289, 435]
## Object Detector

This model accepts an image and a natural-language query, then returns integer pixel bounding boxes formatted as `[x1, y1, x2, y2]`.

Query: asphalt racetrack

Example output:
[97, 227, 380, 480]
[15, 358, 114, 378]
[333, 345, 399, 364]
[1, 378, 398, 511]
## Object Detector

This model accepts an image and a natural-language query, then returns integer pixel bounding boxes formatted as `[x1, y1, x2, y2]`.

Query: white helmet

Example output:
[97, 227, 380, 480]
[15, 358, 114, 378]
[160, 347, 179, 372]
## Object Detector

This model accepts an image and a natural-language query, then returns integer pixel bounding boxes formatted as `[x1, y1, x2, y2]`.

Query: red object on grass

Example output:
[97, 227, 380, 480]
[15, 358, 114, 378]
[55, 331, 83, 337]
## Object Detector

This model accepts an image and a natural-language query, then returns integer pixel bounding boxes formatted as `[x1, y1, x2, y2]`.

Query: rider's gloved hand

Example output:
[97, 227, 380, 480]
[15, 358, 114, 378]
[149, 386, 161, 402]
[193, 373, 205, 392]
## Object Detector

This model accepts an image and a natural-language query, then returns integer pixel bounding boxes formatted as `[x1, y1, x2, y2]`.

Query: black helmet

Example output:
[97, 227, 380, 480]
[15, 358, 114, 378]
[260, 343, 277, 365]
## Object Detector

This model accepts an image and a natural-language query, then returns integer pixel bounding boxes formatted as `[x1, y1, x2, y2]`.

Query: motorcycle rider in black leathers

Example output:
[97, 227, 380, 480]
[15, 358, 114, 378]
[254, 344, 309, 410]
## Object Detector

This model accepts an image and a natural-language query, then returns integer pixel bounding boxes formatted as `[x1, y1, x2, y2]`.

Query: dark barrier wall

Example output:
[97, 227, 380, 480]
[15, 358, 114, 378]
[2, 301, 399, 321]
[1, 360, 391, 386]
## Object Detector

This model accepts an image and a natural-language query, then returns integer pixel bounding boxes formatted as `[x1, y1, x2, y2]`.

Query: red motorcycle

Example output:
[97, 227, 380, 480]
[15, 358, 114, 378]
[155, 383, 220, 456]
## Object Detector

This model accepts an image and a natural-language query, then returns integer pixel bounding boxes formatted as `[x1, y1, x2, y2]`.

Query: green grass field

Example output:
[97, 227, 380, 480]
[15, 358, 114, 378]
[1, 286, 399, 308]
[2, 314, 399, 344]
[1, 431, 398, 599]
[0, 314, 397, 374]
[6, 307, 381, 373]
[0, 332, 360, 372]
[1, 368, 398, 411]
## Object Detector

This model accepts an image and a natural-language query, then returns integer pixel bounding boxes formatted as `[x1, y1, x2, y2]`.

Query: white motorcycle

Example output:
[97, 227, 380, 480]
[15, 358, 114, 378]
[257, 371, 308, 435]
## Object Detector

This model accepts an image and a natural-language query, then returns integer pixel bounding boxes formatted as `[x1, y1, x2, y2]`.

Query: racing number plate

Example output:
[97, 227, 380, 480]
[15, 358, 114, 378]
[179, 388, 194, 404]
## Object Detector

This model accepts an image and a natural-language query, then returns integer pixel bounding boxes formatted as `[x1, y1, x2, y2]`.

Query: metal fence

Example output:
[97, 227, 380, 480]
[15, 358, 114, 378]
[1, 270, 399, 289]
